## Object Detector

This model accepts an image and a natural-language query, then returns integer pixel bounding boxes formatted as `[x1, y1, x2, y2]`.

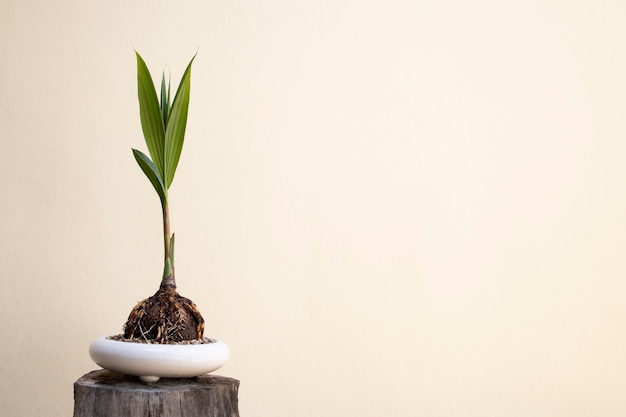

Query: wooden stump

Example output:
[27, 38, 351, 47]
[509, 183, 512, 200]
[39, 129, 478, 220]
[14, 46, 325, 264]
[73, 369, 240, 417]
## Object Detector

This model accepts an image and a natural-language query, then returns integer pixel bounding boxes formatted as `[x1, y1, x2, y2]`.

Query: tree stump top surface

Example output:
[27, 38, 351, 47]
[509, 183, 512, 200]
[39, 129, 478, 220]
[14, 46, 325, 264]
[76, 369, 240, 393]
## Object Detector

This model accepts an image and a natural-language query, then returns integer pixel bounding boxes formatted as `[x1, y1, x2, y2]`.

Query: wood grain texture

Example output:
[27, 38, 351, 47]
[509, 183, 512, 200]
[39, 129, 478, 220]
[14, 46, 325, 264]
[73, 370, 240, 417]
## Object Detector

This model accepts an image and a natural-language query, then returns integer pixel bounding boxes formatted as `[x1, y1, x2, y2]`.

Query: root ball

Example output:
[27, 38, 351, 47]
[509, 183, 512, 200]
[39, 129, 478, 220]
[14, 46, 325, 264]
[123, 287, 205, 343]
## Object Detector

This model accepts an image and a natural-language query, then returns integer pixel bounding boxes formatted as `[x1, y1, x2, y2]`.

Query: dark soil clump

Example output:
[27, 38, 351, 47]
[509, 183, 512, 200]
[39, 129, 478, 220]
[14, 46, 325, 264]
[108, 334, 214, 344]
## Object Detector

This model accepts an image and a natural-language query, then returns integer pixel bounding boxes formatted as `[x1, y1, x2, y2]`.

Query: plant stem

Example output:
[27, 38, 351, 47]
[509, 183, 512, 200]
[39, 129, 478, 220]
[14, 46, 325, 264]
[161, 201, 176, 289]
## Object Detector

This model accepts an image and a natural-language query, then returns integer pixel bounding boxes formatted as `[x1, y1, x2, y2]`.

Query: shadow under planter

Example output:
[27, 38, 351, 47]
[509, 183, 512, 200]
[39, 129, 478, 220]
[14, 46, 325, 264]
[73, 369, 240, 417]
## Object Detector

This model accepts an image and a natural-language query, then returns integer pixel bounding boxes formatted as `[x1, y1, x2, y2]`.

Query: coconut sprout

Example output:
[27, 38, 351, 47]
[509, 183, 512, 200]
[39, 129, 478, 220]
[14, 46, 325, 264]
[123, 52, 205, 343]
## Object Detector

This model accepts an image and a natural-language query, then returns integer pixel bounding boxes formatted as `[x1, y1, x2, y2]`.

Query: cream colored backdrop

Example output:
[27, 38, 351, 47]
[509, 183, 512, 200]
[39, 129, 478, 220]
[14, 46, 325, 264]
[2, 1, 626, 416]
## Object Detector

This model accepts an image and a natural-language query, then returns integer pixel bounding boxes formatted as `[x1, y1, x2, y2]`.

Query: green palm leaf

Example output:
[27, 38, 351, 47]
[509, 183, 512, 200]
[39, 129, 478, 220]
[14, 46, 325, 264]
[132, 148, 167, 207]
[163, 54, 195, 188]
[136, 52, 165, 178]
[160, 72, 171, 129]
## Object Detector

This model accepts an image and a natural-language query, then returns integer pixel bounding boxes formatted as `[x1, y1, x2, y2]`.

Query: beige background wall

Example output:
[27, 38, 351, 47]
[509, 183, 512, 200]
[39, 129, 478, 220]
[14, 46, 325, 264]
[2, 1, 626, 416]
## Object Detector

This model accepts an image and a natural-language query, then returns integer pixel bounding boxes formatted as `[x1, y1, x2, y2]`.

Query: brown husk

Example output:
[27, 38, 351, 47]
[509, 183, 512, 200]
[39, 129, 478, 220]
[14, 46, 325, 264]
[123, 286, 205, 344]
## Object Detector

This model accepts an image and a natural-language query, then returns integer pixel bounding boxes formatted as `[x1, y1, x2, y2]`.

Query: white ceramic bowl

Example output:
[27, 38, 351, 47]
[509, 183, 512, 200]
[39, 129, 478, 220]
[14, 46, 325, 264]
[89, 336, 230, 383]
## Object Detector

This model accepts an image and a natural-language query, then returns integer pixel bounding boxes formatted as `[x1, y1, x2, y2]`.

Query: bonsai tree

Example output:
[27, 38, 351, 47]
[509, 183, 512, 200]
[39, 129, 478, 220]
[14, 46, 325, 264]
[123, 52, 205, 343]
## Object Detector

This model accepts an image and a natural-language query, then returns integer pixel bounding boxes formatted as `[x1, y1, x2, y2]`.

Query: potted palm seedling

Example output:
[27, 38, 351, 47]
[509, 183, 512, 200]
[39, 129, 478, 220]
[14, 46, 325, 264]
[89, 52, 229, 383]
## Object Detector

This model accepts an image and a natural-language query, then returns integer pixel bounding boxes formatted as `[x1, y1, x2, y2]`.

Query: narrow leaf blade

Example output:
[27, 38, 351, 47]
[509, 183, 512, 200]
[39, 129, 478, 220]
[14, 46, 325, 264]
[132, 148, 167, 207]
[136, 52, 165, 178]
[164, 54, 195, 188]
[160, 72, 170, 129]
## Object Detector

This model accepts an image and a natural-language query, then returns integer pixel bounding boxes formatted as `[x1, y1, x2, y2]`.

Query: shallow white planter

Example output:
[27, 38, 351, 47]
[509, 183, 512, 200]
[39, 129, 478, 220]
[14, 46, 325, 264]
[89, 336, 230, 383]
